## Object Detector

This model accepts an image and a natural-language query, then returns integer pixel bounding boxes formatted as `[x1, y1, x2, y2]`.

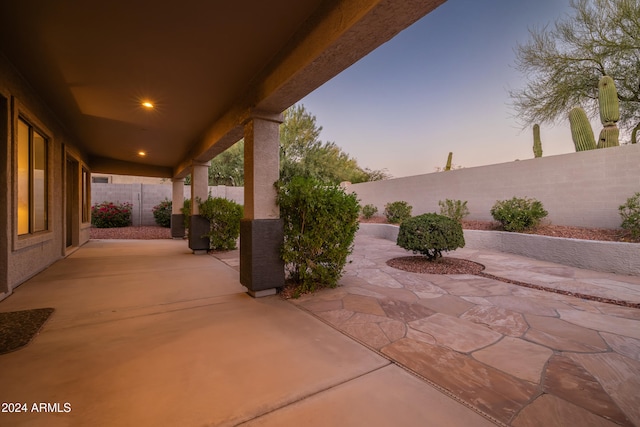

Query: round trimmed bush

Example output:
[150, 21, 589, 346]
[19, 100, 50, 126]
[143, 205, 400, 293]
[152, 199, 172, 228]
[397, 213, 465, 260]
[384, 201, 412, 224]
[361, 204, 378, 219]
[490, 197, 548, 232]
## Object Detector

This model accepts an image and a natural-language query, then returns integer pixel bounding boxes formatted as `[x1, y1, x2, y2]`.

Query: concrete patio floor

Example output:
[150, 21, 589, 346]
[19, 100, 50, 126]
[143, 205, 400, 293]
[0, 239, 494, 427]
[1, 236, 639, 426]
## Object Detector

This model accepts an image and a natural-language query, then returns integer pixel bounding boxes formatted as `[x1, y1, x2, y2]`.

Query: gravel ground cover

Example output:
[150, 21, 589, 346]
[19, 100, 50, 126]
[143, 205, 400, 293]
[89, 226, 172, 240]
[90, 220, 635, 243]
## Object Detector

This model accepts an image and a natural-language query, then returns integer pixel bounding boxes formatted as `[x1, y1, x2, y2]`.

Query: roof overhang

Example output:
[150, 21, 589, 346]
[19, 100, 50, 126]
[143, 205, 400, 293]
[0, 0, 445, 178]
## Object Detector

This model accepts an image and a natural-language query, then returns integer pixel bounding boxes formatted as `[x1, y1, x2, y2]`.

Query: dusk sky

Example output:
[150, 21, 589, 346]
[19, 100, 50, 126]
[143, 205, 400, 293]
[301, 0, 579, 178]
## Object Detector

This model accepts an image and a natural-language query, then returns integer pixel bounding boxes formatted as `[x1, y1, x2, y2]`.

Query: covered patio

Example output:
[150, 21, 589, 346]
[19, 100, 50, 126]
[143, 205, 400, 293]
[1, 235, 639, 426]
[0, 0, 446, 299]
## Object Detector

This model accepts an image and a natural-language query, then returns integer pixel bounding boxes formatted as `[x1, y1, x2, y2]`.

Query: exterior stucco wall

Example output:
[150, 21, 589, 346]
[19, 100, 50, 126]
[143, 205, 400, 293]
[91, 184, 245, 226]
[1, 88, 9, 296]
[1, 54, 91, 299]
[348, 145, 640, 229]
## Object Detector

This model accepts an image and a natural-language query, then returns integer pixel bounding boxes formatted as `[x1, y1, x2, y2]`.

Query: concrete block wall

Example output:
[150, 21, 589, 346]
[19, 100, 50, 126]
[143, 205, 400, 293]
[347, 144, 640, 229]
[92, 184, 245, 226]
[92, 144, 639, 229]
[188, 185, 244, 206]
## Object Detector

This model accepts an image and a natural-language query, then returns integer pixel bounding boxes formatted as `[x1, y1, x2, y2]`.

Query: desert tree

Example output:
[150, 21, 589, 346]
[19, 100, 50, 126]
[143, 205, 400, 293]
[205, 104, 390, 186]
[510, 0, 640, 143]
[279, 104, 390, 183]
[208, 139, 245, 186]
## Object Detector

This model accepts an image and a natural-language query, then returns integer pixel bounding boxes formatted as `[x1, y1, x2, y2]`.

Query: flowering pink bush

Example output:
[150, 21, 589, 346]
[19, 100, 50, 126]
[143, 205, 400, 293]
[91, 201, 133, 228]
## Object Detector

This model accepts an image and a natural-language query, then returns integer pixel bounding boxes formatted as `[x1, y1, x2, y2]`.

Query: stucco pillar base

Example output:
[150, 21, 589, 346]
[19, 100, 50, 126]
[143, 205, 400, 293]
[240, 219, 284, 296]
[171, 214, 186, 239]
[189, 214, 210, 253]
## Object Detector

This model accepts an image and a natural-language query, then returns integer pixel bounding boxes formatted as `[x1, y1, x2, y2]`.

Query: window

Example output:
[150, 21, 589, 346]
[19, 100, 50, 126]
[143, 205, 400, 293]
[17, 117, 48, 235]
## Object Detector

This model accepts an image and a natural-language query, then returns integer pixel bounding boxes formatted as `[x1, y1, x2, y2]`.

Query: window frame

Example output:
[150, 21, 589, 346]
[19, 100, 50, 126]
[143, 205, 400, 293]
[12, 99, 53, 250]
[82, 167, 91, 223]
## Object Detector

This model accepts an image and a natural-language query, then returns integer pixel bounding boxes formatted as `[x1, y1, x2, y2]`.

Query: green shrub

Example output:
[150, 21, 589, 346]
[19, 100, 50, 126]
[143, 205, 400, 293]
[619, 192, 640, 239]
[91, 201, 132, 228]
[490, 197, 548, 232]
[438, 199, 470, 222]
[276, 177, 359, 294]
[181, 198, 191, 232]
[384, 201, 412, 224]
[198, 197, 243, 250]
[152, 199, 172, 228]
[396, 213, 465, 260]
[361, 204, 378, 219]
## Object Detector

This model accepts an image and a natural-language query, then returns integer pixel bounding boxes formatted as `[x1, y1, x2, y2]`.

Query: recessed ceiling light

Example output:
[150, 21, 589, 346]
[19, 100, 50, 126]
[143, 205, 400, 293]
[142, 101, 154, 109]
[138, 151, 147, 157]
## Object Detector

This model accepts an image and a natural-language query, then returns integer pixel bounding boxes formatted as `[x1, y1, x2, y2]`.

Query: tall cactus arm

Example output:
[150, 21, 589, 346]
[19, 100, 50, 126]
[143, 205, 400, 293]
[598, 76, 620, 126]
[532, 124, 543, 157]
[569, 107, 596, 151]
[596, 76, 620, 148]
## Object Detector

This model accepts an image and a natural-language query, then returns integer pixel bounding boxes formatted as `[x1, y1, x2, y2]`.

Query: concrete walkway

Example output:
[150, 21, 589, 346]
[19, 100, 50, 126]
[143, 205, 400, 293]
[0, 239, 494, 427]
[288, 235, 640, 427]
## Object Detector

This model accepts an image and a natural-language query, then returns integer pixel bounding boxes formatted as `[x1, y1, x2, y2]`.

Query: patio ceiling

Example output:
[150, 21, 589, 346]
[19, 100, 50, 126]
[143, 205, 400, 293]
[0, 0, 445, 178]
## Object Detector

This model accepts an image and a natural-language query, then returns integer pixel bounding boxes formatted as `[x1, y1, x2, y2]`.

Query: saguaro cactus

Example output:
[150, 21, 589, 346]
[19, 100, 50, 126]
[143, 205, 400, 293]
[445, 152, 453, 171]
[568, 75, 622, 151]
[597, 76, 620, 148]
[569, 107, 596, 151]
[532, 124, 542, 157]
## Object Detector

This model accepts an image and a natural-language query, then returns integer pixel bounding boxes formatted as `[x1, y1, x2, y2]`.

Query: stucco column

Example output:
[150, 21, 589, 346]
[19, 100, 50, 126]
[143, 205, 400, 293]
[188, 161, 210, 254]
[240, 110, 285, 297]
[170, 177, 186, 239]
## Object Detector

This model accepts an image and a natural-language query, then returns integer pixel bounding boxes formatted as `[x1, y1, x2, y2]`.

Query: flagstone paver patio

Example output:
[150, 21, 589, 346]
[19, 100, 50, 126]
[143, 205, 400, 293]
[285, 235, 640, 426]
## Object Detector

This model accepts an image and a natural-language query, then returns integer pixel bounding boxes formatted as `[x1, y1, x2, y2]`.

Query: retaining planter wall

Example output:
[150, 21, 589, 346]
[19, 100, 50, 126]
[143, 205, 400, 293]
[357, 223, 639, 276]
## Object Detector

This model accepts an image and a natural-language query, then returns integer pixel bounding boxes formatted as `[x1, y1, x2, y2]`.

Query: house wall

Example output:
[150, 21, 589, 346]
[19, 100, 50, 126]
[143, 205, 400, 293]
[1, 54, 91, 300]
[347, 144, 640, 229]
[1, 87, 10, 296]
[91, 184, 245, 226]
